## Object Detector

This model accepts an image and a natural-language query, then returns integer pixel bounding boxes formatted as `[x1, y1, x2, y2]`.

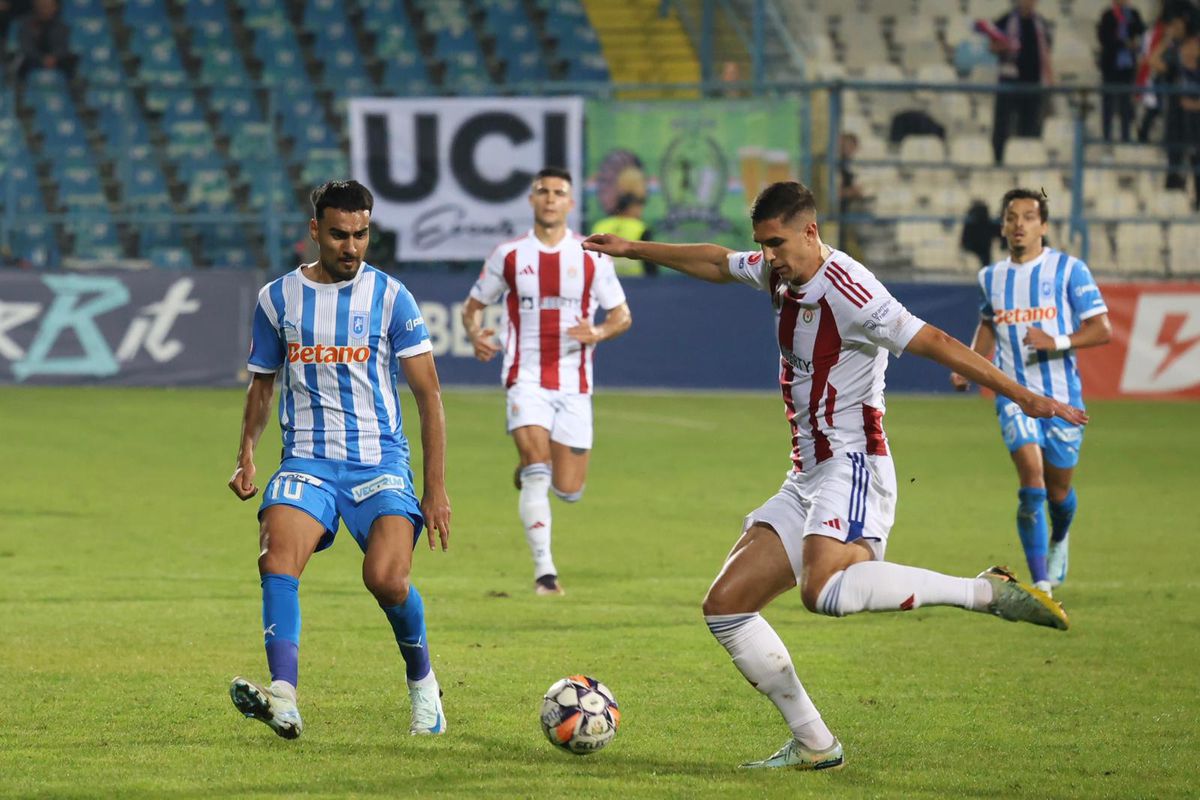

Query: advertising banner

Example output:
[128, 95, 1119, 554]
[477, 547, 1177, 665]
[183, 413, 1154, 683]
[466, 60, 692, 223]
[0, 270, 258, 386]
[1076, 283, 1200, 399]
[584, 98, 801, 249]
[349, 97, 584, 261]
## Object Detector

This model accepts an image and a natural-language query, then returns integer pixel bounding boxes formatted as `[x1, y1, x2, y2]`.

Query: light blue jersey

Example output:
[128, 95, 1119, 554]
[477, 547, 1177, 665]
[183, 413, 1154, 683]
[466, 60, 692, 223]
[978, 247, 1107, 408]
[247, 264, 432, 467]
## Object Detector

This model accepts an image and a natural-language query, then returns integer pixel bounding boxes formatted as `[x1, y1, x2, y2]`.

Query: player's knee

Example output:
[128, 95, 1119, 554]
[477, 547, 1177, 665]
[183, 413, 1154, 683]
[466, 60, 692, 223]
[364, 571, 410, 606]
[701, 582, 743, 617]
[551, 483, 585, 503]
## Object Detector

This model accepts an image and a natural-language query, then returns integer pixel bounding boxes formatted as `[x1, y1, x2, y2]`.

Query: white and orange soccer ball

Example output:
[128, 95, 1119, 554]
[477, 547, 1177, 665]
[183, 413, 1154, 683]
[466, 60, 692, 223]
[539, 675, 620, 755]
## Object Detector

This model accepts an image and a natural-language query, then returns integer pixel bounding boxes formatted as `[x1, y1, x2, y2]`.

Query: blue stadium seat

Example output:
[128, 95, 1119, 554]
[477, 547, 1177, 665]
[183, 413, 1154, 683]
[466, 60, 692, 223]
[303, 0, 346, 30]
[58, 164, 108, 210]
[150, 247, 195, 269]
[124, 163, 170, 208]
[183, 0, 229, 25]
[503, 50, 550, 83]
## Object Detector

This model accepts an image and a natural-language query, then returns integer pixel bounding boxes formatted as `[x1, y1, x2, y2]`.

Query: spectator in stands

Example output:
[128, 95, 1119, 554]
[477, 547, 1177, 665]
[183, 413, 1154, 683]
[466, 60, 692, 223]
[1153, 24, 1200, 201]
[1136, 1, 1193, 142]
[983, 0, 1054, 164]
[838, 132, 869, 210]
[14, 0, 75, 81]
[0, 0, 32, 60]
[1098, 2, 1147, 143]
[591, 193, 658, 277]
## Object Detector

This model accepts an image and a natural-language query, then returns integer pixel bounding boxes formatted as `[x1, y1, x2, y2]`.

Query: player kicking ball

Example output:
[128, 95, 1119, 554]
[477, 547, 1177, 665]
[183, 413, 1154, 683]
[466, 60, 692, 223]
[227, 181, 452, 739]
[584, 181, 1076, 771]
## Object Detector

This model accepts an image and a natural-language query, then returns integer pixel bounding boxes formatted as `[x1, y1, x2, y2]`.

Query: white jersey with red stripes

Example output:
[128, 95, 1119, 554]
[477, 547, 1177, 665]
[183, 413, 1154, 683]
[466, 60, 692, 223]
[728, 248, 927, 472]
[470, 229, 626, 394]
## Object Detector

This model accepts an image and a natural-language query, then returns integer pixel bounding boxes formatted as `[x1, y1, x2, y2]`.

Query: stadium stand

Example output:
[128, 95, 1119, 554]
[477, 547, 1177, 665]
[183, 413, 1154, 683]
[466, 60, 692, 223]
[0, 0, 1194, 275]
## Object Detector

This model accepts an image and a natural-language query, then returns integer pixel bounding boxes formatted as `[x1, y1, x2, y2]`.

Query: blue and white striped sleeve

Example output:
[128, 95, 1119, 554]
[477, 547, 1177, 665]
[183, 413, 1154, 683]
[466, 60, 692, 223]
[247, 286, 284, 374]
[389, 283, 433, 359]
[1066, 260, 1107, 322]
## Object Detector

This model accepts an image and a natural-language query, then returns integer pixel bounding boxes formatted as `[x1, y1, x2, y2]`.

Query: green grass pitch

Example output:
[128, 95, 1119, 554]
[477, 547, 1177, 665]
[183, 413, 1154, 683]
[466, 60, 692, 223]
[0, 387, 1196, 799]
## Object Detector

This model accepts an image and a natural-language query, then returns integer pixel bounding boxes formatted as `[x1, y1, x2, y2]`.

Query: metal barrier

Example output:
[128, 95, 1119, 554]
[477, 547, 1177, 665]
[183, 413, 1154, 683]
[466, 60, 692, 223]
[2, 75, 1197, 276]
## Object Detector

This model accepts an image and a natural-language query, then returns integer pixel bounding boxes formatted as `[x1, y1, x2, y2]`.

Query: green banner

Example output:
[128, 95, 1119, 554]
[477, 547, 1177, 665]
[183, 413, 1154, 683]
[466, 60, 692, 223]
[585, 98, 801, 250]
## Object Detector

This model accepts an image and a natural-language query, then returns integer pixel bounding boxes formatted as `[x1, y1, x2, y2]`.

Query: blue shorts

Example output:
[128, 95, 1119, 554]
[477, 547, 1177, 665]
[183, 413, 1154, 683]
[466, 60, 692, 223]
[259, 457, 424, 553]
[995, 397, 1084, 469]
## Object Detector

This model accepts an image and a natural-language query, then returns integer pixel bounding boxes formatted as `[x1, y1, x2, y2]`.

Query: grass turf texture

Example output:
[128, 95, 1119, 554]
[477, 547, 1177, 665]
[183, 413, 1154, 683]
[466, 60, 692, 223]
[0, 387, 1195, 799]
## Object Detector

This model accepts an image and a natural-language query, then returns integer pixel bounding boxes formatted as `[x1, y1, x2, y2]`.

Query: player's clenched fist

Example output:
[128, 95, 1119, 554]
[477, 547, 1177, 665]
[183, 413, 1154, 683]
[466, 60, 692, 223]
[228, 463, 258, 500]
[468, 327, 501, 361]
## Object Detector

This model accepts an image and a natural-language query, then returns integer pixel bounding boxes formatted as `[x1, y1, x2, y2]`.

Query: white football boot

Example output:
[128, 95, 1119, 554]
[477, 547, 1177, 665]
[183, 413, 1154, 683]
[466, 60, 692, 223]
[230, 677, 303, 739]
[739, 737, 845, 770]
[409, 673, 446, 735]
[1047, 534, 1069, 588]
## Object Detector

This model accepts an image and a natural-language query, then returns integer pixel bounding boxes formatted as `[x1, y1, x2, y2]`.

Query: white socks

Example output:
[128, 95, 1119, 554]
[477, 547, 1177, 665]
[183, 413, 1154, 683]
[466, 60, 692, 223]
[518, 464, 556, 578]
[815, 561, 993, 616]
[705, 613, 835, 751]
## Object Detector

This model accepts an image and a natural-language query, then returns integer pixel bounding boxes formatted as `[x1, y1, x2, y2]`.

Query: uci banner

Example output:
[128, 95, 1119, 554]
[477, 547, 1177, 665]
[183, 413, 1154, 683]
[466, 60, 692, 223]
[0, 270, 259, 386]
[584, 97, 801, 250]
[349, 97, 584, 261]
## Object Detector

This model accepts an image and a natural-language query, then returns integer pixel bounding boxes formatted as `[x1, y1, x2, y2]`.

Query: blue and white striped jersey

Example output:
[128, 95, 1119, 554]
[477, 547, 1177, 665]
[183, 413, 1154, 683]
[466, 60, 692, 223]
[978, 247, 1107, 407]
[247, 264, 432, 466]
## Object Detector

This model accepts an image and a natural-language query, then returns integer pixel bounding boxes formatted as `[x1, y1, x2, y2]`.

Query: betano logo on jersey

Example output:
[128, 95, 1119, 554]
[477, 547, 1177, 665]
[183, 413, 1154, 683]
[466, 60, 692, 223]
[993, 306, 1059, 325]
[288, 343, 372, 364]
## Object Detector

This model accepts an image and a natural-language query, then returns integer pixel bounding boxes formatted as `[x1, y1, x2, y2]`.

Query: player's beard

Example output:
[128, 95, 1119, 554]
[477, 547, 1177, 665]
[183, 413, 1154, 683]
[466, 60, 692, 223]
[324, 257, 359, 282]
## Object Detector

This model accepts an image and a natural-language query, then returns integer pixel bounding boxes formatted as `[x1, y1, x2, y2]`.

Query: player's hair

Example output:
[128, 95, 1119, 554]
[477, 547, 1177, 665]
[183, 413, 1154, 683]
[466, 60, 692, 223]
[615, 192, 644, 213]
[534, 167, 572, 185]
[1000, 187, 1049, 222]
[751, 181, 817, 225]
[310, 180, 374, 221]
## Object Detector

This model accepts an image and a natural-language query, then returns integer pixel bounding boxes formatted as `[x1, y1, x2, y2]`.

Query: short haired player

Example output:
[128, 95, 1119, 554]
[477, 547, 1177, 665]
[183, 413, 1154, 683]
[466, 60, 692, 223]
[583, 181, 1080, 771]
[462, 168, 631, 596]
[227, 180, 452, 739]
[950, 188, 1111, 593]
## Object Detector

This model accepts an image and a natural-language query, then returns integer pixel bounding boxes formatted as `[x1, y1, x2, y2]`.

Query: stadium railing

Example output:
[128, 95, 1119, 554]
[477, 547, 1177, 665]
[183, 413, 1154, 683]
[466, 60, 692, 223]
[1, 76, 1194, 278]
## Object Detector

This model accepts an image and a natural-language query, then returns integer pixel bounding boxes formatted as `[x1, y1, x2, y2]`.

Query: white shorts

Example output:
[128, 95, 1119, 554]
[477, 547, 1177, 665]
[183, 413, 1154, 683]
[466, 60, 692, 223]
[506, 383, 593, 450]
[743, 453, 897, 582]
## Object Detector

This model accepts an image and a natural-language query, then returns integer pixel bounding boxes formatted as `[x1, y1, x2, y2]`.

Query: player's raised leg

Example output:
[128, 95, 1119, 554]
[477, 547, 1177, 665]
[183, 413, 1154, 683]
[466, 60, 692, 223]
[804, 535, 1068, 629]
[231, 504, 324, 739]
[549, 440, 589, 504]
[513, 425, 561, 594]
[363, 514, 445, 735]
[702, 525, 845, 770]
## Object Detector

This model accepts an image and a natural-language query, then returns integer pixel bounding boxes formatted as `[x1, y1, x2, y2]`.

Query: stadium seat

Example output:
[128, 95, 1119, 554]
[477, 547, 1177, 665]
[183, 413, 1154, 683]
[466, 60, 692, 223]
[899, 135, 946, 164]
[1168, 224, 1200, 274]
[1004, 138, 1049, 168]
[150, 247, 195, 269]
[1114, 222, 1164, 274]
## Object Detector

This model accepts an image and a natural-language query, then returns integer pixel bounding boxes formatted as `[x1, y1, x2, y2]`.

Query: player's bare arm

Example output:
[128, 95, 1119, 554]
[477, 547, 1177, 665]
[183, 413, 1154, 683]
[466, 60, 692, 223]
[950, 319, 997, 391]
[1024, 313, 1112, 351]
[906, 324, 1088, 425]
[401, 351, 452, 551]
[228, 371, 277, 500]
[583, 234, 736, 283]
[461, 296, 500, 362]
[566, 301, 632, 345]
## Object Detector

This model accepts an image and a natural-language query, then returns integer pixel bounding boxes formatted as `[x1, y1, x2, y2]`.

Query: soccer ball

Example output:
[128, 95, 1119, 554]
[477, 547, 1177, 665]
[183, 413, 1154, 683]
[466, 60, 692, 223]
[539, 675, 621, 755]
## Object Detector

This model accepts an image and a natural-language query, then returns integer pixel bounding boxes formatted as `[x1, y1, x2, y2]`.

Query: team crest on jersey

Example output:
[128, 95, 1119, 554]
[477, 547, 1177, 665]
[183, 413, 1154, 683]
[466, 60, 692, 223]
[802, 308, 815, 324]
[1041, 281, 1054, 297]
[520, 296, 534, 310]
[351, 312, 368, 338]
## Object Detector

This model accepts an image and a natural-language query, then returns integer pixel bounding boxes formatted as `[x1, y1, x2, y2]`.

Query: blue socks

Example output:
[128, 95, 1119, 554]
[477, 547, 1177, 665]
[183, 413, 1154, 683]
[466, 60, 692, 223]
[261, 573, 301, 687]
[382, 586, 431, 682]
[1048, 488, 1077, 544]
[1017, 488, 1049, 584]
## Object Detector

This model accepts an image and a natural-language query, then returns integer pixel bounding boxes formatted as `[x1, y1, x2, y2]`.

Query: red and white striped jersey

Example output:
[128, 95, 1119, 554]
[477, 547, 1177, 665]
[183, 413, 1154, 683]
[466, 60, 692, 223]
[728, 249, 927, 472]
[470, 229, 626, 394]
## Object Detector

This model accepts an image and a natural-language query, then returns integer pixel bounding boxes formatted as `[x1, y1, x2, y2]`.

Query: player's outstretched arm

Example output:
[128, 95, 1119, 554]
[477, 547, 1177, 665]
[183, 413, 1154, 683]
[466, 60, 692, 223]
[229, 372, 276, 500]
[906, 324, 1088, 425]
[401, 351, 452, 551]
[461, 296, 500, 362]
[583, 234, 736, 283]
[950, 319, 996, 390]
